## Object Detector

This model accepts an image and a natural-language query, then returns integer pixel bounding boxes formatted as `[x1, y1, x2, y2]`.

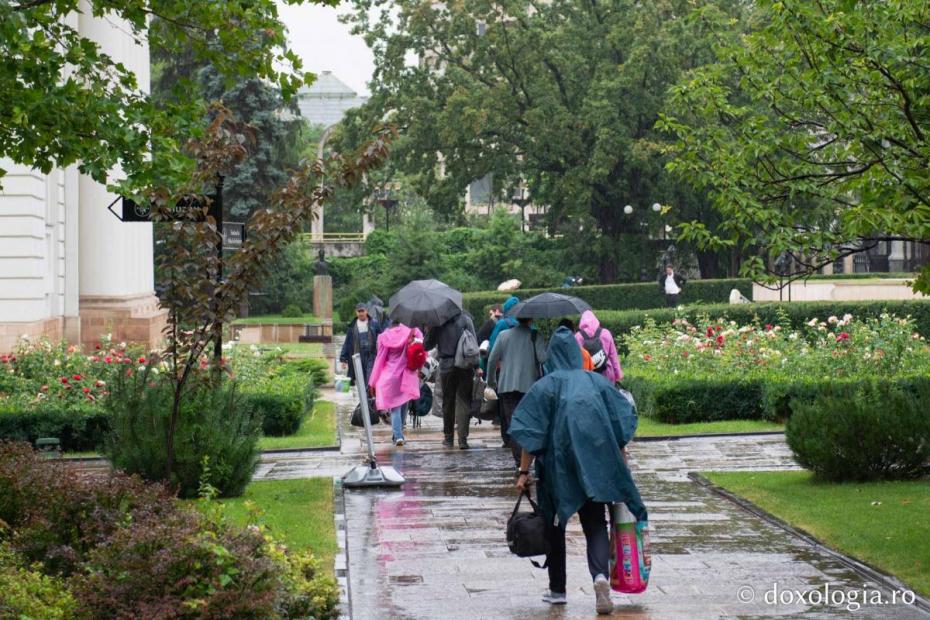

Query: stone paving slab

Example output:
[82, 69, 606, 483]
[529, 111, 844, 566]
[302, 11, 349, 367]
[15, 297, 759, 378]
[253, 393, 927, 619]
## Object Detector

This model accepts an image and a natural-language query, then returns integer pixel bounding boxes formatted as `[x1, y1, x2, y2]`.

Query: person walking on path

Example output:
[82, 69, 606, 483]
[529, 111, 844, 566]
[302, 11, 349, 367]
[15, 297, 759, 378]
[368, 324, 425, 447]
[510, 326, 647, 615]
[486, 317, 547, 467]
[487, 296, 520, 355]
[658, 264, 686, 307]
[424, 311, 477, 449]
[340, 303, 382, 388]
[477, 304, 503, 346]
[575, 310, 623, 383]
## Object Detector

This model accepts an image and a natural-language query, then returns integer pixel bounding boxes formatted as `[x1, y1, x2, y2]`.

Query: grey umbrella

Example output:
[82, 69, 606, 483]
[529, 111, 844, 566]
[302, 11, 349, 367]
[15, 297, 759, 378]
[508, 292, 592, 319]
[389, 279, 464, 327]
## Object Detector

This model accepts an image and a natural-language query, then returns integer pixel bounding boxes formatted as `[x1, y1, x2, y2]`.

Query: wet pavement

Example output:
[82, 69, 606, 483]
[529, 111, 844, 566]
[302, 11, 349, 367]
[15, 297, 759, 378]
[255, 392, 928, 620]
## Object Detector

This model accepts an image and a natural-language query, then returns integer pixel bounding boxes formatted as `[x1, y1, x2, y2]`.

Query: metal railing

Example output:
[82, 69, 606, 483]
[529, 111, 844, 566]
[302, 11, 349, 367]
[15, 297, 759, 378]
[298, 232, 366, 244]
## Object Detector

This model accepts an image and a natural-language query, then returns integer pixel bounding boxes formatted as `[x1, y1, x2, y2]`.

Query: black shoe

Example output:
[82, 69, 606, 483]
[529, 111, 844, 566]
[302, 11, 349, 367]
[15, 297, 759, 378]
[459, 442, 471, 450]
[442, 439, 454, 448]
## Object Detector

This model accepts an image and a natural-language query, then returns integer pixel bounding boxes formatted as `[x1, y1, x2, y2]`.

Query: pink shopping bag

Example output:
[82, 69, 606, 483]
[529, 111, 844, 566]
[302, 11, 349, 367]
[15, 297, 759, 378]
[609, 502, 651, 593]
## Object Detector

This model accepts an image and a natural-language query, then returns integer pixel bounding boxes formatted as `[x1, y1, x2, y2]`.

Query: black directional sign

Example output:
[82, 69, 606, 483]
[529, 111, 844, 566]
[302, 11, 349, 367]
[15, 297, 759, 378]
[107, 191, 222, 223]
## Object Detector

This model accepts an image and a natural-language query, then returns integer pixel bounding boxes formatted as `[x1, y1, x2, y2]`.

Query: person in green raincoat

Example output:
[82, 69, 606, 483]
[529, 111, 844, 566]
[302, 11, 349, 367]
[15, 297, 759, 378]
[510, 326, 647, 615]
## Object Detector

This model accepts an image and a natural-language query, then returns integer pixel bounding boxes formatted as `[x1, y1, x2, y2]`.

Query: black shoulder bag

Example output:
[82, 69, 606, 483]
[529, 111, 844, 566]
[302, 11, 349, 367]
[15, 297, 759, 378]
[506, 489, 550, 566]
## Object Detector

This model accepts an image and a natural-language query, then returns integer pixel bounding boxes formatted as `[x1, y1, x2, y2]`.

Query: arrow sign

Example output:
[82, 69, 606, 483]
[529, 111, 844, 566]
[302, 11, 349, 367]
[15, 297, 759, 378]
[107, 192, 222, 223]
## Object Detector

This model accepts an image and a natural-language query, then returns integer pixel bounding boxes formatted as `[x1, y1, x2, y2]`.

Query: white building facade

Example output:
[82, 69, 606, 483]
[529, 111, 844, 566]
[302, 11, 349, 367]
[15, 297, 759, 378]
[0, 4, 165, 353]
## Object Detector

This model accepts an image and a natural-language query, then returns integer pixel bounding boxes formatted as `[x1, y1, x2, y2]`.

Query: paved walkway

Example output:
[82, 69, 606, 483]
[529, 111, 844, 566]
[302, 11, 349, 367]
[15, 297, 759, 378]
[254, 393, 927, 620]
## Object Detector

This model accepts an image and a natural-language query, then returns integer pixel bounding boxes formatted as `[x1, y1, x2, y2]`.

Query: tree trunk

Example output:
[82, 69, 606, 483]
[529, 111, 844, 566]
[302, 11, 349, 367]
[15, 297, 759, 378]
[166, 387, 182, 483]
[696, 249, 720, 279]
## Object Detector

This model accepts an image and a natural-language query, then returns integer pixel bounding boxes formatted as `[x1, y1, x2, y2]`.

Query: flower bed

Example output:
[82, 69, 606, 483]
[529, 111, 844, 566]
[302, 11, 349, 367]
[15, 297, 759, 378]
[623, 312, 930, 422]
[0, 338, 328, 451]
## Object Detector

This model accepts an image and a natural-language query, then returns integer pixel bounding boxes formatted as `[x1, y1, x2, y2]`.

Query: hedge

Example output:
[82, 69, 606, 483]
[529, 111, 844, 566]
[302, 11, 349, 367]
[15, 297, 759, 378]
[599, 299, 930, 350]
[462, 278, 752, 317]
[625, 373, 930, 424]
[0, 403, 109, 452]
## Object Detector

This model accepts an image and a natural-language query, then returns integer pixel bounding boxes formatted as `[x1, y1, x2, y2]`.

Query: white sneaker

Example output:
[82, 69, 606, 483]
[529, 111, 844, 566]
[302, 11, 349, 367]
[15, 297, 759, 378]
[594, 574, 612, 615]
[542, 591, 566, 605]
[395, 438, 404, 447]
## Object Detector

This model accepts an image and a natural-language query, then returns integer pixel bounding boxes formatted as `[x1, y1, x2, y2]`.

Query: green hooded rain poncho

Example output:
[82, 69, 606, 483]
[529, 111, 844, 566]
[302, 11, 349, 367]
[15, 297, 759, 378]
[509, 326, 647, 526]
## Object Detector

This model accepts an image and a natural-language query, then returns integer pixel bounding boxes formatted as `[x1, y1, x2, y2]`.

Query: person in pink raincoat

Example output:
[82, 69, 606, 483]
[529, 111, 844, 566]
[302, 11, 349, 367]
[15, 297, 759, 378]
[368, 324, 424, 446]
[574, 310, 623, 383]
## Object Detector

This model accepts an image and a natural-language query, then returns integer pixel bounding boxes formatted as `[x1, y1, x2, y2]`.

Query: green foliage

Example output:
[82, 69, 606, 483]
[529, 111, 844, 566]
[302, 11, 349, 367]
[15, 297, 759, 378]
[786, 381, 930, 482]
[0, 0, 315, 193]
[462, 277, 751, 318]
[0, 401, 108, 452]
[245, 241, 317, 317]
[102, 370, 260, 498]
[281, 304, 304, 319]
[598, 300, 930, 347]
[661, 0, 930, 291]
[0, 543, 75, 620]
[340, 0, 749, 279]
[623, 312, 930, 423]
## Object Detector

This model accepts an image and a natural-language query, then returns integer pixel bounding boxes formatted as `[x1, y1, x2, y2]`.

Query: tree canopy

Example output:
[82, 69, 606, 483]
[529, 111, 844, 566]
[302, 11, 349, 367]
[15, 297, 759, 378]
[0, 0, 330, 192]
[660, 0, 930, 291]
[340, 0, 745, 280]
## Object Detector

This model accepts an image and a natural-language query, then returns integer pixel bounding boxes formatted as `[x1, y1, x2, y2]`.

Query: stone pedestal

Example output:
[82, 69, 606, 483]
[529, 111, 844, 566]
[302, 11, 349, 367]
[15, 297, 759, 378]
[313, 275, 333, 320]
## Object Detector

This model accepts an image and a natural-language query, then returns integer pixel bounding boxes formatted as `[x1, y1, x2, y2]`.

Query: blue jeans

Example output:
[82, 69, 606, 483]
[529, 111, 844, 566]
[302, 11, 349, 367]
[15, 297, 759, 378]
[390, 404, 406, 442]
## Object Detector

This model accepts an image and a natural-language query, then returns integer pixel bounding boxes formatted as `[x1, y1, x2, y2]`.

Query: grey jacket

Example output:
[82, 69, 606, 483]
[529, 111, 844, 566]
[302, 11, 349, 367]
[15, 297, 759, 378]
[424, 312, 476, 373]
[486, 325, 548, 394]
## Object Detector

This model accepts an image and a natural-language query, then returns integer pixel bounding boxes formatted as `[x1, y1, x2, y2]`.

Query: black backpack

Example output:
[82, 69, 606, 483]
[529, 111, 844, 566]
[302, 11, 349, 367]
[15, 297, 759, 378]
[581, 327, 608, 372]
[506, 490, 551, 562]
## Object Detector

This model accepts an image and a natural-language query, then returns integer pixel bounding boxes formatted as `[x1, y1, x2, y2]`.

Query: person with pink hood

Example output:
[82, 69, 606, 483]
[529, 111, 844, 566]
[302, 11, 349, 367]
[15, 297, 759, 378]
[368, 324, 425, 446]
[575, 310, 623, 383]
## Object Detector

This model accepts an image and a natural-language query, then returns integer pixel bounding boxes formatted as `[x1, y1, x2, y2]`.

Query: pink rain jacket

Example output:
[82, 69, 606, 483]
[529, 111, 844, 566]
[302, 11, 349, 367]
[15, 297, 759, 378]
[575, 310, 623, 383]
[369, 324, 423, 411]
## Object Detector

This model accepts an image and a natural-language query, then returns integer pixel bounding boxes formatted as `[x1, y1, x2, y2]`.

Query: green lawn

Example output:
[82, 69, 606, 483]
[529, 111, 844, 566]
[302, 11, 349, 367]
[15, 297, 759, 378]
[221, 478, 337, 571]
[705, 470, 930, 597]
[636, 417, 783, 437]
[233, 313, 318, 325]
[258, 400, 337, 450]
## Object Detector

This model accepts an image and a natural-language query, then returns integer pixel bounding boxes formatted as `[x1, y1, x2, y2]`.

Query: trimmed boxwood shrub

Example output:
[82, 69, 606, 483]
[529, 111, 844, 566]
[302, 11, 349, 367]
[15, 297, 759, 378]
[624, 374, 765, 423]
[786, 379, 930, 481]
[243, 359, 325, 437]
[462, 278, 752, 317]
[0, 401, 109, 452]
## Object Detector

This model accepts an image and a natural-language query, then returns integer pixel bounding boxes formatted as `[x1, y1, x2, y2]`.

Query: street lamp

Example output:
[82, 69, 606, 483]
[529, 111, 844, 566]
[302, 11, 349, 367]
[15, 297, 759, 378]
[374, 186, 399, 232]
[623, 205, 634, 215]
[512, 186, 530, 232]
[652, 202, 662, 212]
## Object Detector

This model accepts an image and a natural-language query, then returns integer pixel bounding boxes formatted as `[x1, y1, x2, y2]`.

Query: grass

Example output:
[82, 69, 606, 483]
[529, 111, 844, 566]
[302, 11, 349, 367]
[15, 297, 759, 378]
[233, 313, 318, 325]
[704, 470, 930, 597]
[636, 417, 783, 437]
[220, 478, 337, 571]
[228, 342, 325, 358]
[258, 400, 338, 450]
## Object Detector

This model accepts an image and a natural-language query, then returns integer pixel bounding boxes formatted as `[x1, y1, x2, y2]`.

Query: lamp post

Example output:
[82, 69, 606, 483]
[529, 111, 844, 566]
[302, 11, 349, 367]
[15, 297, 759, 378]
[512, 186, 530, 232]
[374, 186, 399, 232]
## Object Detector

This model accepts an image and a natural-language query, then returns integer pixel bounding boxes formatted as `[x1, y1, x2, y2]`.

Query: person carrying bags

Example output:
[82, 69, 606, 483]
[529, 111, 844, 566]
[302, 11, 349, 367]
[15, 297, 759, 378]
[368, 324, 425, 447]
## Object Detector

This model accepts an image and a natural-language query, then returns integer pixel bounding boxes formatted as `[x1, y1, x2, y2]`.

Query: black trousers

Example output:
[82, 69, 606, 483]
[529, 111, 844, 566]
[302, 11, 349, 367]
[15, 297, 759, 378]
[440, 367, 473, 445]
[499, 391, 526, 466]
[547, 501, 610, 594]
[665, 293, 679, 307]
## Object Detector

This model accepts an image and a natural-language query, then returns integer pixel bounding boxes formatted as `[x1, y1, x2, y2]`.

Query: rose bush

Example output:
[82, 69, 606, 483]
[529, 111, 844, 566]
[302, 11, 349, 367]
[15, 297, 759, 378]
[622, 312, 930, 422]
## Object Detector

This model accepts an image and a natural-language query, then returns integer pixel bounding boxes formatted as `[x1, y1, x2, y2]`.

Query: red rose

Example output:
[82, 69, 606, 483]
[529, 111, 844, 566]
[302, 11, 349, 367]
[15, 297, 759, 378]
[95, 344, 101, 350]
[716, 335, 725, 345]
[836, 332, 850, 343]
[643, 354, 653, 361]
[138, 356, 146, 364]
[104, 356, 112, 364]
[72, 374, 82, 381]
[0, 355, 8, 363]
[682, 351, 690, 358]
[82, 387, 90, 394]
[706, 327, 714, 338]
[715, 325, 723, 332]
[765, 324, 773, 331]
[60, 377, 69, 384]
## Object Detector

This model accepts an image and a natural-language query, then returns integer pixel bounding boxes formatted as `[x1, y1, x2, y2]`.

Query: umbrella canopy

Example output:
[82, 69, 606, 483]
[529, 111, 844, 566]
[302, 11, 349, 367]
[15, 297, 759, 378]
[389, 279, 464, 327]
[508, 292, 591, 319]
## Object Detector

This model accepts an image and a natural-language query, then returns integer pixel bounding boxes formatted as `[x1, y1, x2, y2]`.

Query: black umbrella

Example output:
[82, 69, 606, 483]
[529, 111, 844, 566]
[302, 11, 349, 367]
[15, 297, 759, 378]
[389, 279, 464, 327]
[508, 292, 591, 319]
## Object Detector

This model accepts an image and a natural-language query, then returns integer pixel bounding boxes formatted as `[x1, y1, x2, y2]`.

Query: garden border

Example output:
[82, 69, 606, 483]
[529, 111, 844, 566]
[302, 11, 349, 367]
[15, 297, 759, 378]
[633, 430, 784, 442]
[332, 478, 352, 619]
[689, 472, 930, 614]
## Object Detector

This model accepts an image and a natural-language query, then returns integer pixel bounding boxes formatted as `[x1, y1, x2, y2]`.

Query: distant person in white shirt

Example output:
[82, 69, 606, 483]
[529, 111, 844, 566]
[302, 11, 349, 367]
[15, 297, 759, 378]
[658, 264, 686, 307]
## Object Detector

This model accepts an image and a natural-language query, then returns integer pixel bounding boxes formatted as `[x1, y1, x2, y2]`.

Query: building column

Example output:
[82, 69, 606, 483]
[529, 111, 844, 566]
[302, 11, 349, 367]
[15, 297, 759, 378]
[76, 4, 166, 350]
